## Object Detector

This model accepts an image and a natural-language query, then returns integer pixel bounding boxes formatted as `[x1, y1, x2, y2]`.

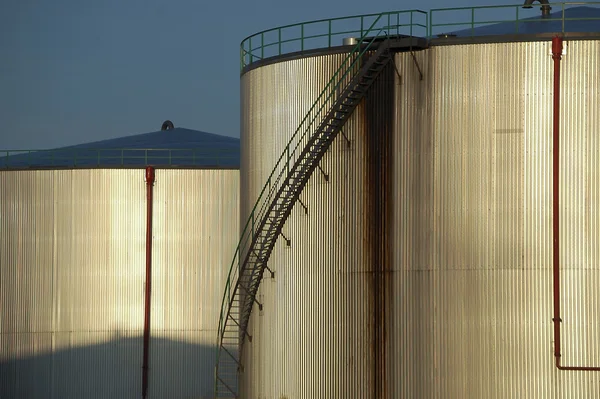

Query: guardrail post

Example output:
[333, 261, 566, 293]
[261, 32, 264, 59]
[428, 11, 431, 38]
[249, 36, 253, 64]
[278, 28, 282, 56]
[301, 24, 304, 51]
[360, 16, 364, 37]
[561, 3, 565, 33]
[328, 20, 331, 47]
[238, 240, 242, 272]
[471, 7, 475, 37]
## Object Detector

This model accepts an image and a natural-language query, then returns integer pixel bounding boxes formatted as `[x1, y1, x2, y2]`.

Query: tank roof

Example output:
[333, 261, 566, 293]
[1, 127, 240, 170]
[449, 5, 600, 37]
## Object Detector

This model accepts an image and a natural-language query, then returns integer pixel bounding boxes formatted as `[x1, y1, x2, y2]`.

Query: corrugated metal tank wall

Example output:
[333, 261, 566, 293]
[150, 169, 239, 398]
[240, 39, 600, 398]
[0, 168, 239, 399]
[241, 53, 376, 398]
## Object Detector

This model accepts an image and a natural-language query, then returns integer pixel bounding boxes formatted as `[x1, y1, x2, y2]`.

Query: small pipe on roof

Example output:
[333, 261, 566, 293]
[522, 0, 552, 18]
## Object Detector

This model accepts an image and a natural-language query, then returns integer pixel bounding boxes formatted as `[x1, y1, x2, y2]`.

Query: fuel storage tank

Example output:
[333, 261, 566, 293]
[237, 4, 600, 398]
[0, 126, 239, 398]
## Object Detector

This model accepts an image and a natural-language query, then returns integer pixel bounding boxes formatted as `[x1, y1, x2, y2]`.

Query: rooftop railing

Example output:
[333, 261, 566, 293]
[429, 2, 600, 38]
[0, 148, 240, 169]
[240, 10, 428, 70]
[240, 2, 600, 70]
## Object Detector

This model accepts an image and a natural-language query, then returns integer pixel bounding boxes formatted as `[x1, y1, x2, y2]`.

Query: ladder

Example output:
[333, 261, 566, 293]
[215, 27, 394, 399]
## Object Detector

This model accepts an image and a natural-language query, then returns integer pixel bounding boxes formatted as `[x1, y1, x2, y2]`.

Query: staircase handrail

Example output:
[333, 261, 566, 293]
[240, 10, 428, 70]
[215, 9, 425, 396]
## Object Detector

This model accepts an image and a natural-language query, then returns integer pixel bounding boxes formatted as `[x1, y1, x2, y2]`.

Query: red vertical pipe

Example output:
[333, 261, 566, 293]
[551, 36, 600, 371]
[143, 166, 155, 396]
[551, 35, 563, 370]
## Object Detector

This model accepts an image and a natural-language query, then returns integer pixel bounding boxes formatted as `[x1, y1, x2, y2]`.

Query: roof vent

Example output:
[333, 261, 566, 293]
[523, 0, 552, 18]
[161, 120, 174, 131]
[343, 37, 358, 46]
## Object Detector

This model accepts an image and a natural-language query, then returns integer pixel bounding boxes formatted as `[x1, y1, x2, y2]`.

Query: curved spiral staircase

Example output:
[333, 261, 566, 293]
[214, 15, 417, 397]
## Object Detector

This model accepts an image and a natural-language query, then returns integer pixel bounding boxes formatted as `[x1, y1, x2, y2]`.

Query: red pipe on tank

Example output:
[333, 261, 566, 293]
[142, 166, 156, 396]
[551, 36, 600, 371]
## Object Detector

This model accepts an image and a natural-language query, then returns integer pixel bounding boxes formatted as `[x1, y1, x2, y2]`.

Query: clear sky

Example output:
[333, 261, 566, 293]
[1, 0, 522, 149]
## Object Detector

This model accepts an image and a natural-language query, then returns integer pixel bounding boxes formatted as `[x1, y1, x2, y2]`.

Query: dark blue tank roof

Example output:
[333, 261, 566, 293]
[450, 5, 600, 37]
[1, 128, 240, 169]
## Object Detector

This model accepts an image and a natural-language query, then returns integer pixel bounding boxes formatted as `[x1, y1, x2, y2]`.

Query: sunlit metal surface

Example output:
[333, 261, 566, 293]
[0, 168, 239, 398]
[240, 39, 600, 397]
[150, 169, 240, 398]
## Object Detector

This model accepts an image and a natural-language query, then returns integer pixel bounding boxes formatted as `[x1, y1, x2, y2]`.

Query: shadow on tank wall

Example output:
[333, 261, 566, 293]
[0, 336, 216, 398]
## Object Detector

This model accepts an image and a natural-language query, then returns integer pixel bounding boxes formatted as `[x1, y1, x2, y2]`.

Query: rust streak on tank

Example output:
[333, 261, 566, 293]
[364, 55, 395, 399]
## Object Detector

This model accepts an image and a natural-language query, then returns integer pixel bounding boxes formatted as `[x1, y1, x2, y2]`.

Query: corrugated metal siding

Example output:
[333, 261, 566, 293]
[0, 168, 239, 399]
[150, 169, 239, 399]
[240, 39, 600, 398]
[393, 40, 600, 398]
[392, 46, 437, 399]
[0, 169, 144, 398]
[241, 54, 376, 398]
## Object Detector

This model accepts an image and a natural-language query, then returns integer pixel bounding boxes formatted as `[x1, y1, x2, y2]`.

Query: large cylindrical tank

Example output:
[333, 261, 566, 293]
[0, 131, 239, 398]
[240, 24, 600, 399]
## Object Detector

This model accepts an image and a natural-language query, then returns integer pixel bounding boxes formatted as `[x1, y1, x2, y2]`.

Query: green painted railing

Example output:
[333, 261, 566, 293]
[0, 148, 239, 169]
[429, 2, 600, 38]
[240, 9, 428, 70]
[217, 11, 407, 393]
[240, 2, 600, 70]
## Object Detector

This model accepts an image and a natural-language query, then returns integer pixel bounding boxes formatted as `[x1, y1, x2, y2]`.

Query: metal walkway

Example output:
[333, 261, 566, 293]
[215, 24, 399, 398]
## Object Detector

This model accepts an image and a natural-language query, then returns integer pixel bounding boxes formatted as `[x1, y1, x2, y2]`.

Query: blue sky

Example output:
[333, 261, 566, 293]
[1, 0, 532, 149]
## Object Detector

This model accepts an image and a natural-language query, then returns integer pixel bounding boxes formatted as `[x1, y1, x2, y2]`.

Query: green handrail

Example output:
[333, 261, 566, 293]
[239, 2, 600, 71]
[0, 148, 239, 168]
[240, 10, 428, 70]
[429, 2, 600, 38]
[217, 9, 424, 394]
